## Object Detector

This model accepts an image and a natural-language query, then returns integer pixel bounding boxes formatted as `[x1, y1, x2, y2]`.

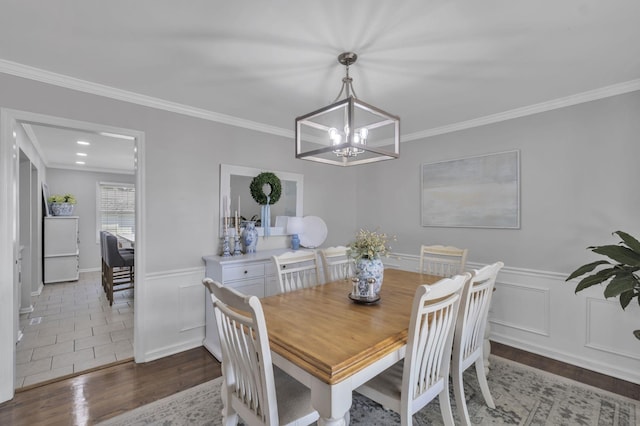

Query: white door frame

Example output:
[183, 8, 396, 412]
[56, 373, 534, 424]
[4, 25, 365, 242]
[0, 108, 146, 402]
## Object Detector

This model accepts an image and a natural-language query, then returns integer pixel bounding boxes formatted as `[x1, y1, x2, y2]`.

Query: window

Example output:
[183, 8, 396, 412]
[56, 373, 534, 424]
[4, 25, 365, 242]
[97, 182, 135, 240]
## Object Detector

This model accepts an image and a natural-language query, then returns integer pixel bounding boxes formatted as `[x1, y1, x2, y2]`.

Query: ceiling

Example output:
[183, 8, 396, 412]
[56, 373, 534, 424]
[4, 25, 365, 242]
[2, 1, 640, 169]
[21, 123, 135, 174]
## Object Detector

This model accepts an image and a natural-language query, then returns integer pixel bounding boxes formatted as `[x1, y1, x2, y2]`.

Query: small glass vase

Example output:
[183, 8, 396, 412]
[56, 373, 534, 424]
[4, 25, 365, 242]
[241, 221, 259, 253]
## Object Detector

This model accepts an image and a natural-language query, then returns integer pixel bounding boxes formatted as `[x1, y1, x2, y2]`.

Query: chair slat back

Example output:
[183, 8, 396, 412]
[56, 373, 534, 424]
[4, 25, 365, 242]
[455, 261, 503, 364]
[203, 278, 278, 425]
[419, 245, 468, 277]
[319, 246, 353, 282]
[272, 251, 320, 293]
[403, 273, 468, 404]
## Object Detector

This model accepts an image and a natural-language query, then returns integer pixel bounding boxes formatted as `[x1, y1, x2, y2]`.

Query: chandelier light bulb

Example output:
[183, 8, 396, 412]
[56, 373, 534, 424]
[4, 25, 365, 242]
[360, 128, 368, 141]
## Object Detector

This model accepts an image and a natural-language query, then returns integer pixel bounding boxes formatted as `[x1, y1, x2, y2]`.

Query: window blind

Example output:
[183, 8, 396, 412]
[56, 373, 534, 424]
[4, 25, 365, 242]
[98, 183, 135, 235]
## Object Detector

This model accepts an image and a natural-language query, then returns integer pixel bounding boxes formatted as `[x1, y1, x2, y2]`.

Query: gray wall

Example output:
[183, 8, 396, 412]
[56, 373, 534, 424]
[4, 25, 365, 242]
[355, 91, 640, 273]
[46, 169, 135, 271]
[0, 73, 358, 274]
[4, 71, 639, 275]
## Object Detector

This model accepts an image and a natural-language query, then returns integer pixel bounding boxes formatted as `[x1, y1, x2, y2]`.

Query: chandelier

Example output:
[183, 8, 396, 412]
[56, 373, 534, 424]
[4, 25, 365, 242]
[295, 52, 400, 166]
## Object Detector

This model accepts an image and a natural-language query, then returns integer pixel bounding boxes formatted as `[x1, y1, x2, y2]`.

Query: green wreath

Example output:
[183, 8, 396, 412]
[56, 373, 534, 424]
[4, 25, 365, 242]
[250, 172, 281, 205]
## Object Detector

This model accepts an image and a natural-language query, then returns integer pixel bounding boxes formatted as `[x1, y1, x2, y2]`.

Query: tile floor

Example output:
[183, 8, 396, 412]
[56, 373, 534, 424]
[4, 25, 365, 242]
[16, 271, 134, 388]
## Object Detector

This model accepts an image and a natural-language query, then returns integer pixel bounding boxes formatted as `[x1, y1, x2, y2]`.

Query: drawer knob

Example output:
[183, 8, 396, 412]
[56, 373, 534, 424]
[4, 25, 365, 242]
[244, 270, 248, 274]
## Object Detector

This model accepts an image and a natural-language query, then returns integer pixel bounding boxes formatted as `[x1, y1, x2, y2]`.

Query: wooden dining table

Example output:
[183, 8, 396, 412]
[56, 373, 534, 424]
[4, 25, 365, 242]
[260, 268, 442, 426]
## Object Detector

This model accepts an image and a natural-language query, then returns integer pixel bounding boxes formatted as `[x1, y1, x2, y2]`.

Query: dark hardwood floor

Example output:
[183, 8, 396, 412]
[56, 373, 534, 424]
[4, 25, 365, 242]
[0, 346, 220, 426]
[0, 343, 637, 425]
[491, 341, 640, 400]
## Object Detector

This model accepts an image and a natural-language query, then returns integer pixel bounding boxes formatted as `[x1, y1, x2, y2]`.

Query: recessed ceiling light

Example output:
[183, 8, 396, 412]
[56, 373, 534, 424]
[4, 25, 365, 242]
[75, 161, 86, 165]
[77, 140, 90, 145]
[99, 132, 135, 141]
[76, 152, 87, 157]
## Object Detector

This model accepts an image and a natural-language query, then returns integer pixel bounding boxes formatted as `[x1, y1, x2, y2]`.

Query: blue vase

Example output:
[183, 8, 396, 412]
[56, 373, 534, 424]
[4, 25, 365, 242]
[242, 221, 258, 253]
[355, 257, 384, 296]
[291, 234, 300, 250]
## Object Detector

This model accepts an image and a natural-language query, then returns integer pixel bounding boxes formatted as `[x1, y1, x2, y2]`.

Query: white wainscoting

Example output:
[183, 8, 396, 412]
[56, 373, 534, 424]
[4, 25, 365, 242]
[389, 253, 640, 384]
[139, 267, 206, 362]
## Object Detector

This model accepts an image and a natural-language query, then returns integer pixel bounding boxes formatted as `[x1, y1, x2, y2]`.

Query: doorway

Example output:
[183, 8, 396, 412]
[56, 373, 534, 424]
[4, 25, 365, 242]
[0, 109, 145, 396]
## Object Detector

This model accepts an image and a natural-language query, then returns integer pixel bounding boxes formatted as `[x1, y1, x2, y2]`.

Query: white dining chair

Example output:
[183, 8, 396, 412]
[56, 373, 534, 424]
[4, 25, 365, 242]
[319, 246, 353, 282]
[272, 250, 321, 293]
[202, 278, 319, 426]
[419, 245, 468, 277]
[355, 273, 470, 426]
[452, 261, 504, 425]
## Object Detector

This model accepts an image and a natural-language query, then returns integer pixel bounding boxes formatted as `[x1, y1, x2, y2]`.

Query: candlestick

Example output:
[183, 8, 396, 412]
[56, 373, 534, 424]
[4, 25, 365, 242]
[233, 234, 242, 256]
[223, 196, 228, 229]
[221, 228, 231, 257]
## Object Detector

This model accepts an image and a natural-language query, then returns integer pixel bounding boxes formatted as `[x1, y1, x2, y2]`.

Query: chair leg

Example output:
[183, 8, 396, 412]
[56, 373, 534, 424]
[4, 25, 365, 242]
[101, 259, 107, 292]
[453, 367, 471, 426]
[220, 378, 239, 426]
[474, 358, 495, 408]
[438, 384, 456, 426]
[107, 266, 114, 306]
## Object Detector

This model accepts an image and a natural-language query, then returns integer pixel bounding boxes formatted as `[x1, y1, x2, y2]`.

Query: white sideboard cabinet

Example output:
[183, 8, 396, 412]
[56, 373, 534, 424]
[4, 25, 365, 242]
[44, 216, 79, 284]
[202, 249, 294, 361]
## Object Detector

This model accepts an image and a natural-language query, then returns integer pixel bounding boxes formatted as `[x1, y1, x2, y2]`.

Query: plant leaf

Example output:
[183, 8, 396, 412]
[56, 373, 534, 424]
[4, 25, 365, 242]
[604, 274, 637, 298]
[574, 268, 617, 292]
[566, 260, 610, 281]
[614, 231, 640, 253]
[619, 290, 634, 309]
[591, 245, 640, 267]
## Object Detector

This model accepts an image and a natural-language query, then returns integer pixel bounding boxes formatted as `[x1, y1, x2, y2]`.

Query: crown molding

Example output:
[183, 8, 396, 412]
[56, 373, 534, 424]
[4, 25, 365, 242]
[2, 59, 639, 142]
[403, 79, 640, 142]
[0, 59, 293, 139]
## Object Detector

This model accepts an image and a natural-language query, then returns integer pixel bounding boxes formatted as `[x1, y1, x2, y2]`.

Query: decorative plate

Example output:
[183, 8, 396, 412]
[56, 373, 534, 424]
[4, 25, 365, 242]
[299, 216, 328, 248]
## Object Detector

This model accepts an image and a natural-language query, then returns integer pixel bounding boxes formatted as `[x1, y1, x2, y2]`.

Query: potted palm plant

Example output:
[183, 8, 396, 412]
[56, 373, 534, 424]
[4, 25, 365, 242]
[566, 230, 640, 339]
[48, 193, 77, 216]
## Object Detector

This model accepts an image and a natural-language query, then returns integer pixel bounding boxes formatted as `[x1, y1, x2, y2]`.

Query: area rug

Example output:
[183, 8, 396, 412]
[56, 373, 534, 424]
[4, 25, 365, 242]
[98, 356, 639, 425]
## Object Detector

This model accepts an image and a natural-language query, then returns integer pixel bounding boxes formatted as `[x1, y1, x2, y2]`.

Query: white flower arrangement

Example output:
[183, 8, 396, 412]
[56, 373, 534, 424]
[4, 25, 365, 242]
[348, 228, 394, 260]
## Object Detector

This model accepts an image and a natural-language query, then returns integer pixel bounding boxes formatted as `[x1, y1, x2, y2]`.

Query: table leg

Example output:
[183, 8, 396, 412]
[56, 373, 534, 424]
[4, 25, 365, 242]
[311, 378, 352, 426]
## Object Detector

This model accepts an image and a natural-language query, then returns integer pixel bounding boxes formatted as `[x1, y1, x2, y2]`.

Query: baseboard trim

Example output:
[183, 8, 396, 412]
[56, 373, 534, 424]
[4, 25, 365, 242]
[142, 338, 204, 363]
[490, 333, 640, 385]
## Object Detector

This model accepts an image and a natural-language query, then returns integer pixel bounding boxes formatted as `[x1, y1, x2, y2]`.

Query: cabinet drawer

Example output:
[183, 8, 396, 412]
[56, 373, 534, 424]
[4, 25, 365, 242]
[228, 277, 265, 298]
[44, 256, 79, 283]
[223, 263, 265, 281]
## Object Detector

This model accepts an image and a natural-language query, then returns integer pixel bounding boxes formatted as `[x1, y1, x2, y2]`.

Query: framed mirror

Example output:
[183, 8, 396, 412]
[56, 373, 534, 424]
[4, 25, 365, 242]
[220, 164, 303, 236]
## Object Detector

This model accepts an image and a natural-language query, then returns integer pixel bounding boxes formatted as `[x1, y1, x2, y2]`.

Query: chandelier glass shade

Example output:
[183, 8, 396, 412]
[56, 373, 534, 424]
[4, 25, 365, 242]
[295, 52, 400, 166]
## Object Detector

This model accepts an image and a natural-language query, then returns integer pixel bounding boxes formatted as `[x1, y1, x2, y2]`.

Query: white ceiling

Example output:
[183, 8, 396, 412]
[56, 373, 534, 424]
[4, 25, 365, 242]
[22, 123, 135, 174]
[2, 1, 640, 169]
